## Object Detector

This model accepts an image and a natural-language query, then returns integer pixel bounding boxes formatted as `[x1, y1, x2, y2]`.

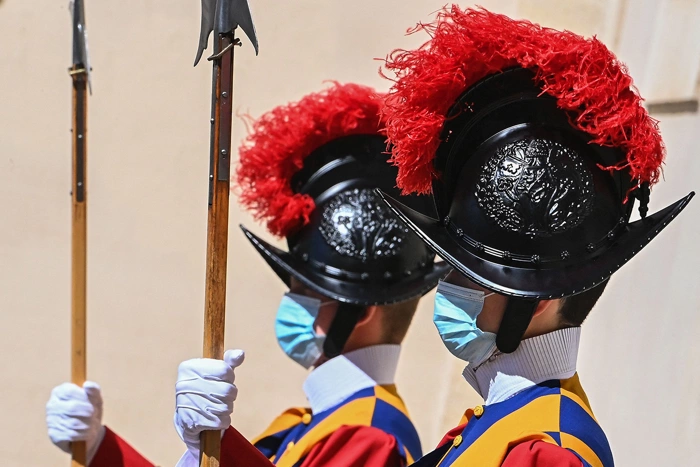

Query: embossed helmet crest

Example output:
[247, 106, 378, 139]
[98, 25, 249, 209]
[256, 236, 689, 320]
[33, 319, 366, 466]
[476, 139, 594, 238]
[319, 188, 409, 261]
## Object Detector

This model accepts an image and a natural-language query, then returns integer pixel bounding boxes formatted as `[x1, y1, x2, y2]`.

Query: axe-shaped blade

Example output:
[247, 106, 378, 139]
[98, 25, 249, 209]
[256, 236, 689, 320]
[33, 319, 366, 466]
[69, 0, 92, 93]
[194, 0, 259, 66]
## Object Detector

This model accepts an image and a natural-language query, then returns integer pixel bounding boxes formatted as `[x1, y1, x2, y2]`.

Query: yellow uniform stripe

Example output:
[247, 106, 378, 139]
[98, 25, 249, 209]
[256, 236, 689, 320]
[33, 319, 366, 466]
[440, 375, 609, 466]
[560, 374, 597, 421]
[274, 398, 377, 467]
[560, 432, 604, 467]
[374, 384, 411, 418]
[456, 394, 561, 465]
[406, 449, 415, 464]
[251, 407, 312, 445]
[441, 433, 560, 467]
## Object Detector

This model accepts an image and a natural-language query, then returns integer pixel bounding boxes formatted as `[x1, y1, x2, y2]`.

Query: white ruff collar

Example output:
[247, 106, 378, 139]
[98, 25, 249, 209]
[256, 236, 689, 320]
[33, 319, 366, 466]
[303, 344, 400, 414]
[463, 327, 581, 404]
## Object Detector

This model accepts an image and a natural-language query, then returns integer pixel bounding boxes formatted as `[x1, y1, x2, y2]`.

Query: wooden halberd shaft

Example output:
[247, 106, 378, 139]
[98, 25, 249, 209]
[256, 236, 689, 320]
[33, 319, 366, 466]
[200, 30, 236, 467]
[70, 63, 88, 467]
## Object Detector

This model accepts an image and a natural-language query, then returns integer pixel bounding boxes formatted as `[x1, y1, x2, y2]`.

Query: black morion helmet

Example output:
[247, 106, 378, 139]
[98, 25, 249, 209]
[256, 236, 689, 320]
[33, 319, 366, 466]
[380, 8, 694, 354]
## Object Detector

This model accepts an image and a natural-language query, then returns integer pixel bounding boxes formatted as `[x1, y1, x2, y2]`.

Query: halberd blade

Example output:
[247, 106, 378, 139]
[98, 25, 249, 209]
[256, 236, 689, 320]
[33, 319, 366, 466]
[194, 0, 216, 66]
[218, 0, 258, 54]
[194, 0, 259, 66]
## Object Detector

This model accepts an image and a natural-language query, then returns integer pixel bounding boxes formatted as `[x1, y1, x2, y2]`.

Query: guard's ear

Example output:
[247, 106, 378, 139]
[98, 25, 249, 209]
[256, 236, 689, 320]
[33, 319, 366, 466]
[355, 306, 376, 327]
[533, 299, 560, 319]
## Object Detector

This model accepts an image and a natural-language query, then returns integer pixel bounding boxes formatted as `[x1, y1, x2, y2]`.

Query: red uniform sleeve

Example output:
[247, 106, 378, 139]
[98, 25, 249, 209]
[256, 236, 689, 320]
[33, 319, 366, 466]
[90, 427, 154, 467]
[220, 427, 276, 467]
[502, 440, 584, 467]
[436, 423, 467, 449]
[299, 425, 404, 467]
[219, 425, 402, 467]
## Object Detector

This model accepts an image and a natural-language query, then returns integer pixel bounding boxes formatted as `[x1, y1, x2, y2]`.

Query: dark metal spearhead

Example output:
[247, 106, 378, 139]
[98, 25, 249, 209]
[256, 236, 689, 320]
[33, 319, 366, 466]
[70, 0, 92, 93]
[194, 0, 259, 66]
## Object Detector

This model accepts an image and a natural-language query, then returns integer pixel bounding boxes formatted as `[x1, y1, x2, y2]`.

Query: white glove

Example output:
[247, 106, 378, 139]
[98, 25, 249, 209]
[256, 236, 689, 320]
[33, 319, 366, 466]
[174, 349, 245, 459]
[46, 381, 106, 461]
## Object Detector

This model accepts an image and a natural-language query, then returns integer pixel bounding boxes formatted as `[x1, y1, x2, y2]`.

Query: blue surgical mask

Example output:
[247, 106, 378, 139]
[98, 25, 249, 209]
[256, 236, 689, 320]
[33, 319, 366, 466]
[433, 280, 497, 366]
[275, 293, 329, 369]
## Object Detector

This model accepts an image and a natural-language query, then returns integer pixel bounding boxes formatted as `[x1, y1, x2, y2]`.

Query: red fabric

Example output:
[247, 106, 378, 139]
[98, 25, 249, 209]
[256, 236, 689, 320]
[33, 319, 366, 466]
[219, 425, 403, 467]
[235, 82, 385, 237]
[299, 425, 404, 467]
[220, 427, 275, 467]
[436, 422, 467, 449]
[502, 440, 584, 467]
[381, 6, 664, 195]
[90, 427, 154, 467]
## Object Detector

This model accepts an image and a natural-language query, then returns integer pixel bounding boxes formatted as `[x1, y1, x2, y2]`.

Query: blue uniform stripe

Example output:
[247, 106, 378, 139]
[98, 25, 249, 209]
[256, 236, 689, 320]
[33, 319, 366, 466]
[545, 431, 562, 446]
[560, 396, 614, 467]
[460, 383, 563, 446]
[436, 378, 613, 466]
[256, 385, 419, 465]
[298, 386, 377, 435]
[568, 449, 594, 467]
[272, 423, 309, 460]
[371, 398, 423, 461]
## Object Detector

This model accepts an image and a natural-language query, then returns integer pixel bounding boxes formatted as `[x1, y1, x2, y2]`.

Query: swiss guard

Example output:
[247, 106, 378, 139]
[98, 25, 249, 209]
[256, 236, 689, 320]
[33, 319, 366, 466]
[45, 82, 450, 466]
[377, 6, 695, 467]
[172, 82, 451, 466]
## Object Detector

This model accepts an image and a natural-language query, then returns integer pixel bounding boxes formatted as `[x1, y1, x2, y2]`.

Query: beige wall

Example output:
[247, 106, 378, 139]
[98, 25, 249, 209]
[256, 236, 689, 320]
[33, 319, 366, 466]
[0, 1, 698, 466]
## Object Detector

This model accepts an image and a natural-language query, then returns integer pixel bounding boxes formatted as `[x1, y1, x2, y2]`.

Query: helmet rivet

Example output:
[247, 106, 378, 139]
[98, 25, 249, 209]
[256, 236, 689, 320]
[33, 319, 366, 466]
[360, 272, 369, 281]
[383, 271, 393, 280]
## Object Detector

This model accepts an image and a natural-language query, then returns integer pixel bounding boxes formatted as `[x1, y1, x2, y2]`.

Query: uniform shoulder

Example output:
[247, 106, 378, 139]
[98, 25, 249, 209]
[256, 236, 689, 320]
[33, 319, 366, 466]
[503, 440, 584, 467]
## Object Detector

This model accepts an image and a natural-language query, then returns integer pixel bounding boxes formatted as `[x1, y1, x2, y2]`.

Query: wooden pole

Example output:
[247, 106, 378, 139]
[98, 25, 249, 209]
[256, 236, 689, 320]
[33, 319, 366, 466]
[200, 31, 236, 467]
[70, 64, 88, 467]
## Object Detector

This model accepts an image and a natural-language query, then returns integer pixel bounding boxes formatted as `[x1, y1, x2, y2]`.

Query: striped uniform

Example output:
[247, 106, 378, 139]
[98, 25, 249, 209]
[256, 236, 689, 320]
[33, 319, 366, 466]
[89, 379, 418, 467]
[252, 384, 422, 467]
[416, 374, 612, 467]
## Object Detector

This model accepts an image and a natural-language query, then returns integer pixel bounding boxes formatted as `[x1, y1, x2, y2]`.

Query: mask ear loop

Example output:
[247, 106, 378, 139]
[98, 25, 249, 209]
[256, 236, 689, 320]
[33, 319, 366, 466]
[285, 292, 335, 310]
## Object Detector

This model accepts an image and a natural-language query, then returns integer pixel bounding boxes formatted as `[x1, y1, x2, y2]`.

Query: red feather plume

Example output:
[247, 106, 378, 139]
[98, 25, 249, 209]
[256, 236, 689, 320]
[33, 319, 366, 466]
[236, 82, 384, 237]
[382, 6, 665, 195]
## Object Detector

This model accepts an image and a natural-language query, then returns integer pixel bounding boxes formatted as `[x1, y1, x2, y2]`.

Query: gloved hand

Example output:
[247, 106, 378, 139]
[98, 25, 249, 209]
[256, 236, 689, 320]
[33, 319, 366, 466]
[46, 381, 106, 461]
[174, 349, 245, 459]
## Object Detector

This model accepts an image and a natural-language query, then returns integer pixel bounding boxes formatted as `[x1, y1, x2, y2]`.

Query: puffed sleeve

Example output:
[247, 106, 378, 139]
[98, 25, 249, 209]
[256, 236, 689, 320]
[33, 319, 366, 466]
[90, 427, 154, 467]
[299, 425, 405, 467]
[502, 440, 585, 467]
[220, 426, 277, 467]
